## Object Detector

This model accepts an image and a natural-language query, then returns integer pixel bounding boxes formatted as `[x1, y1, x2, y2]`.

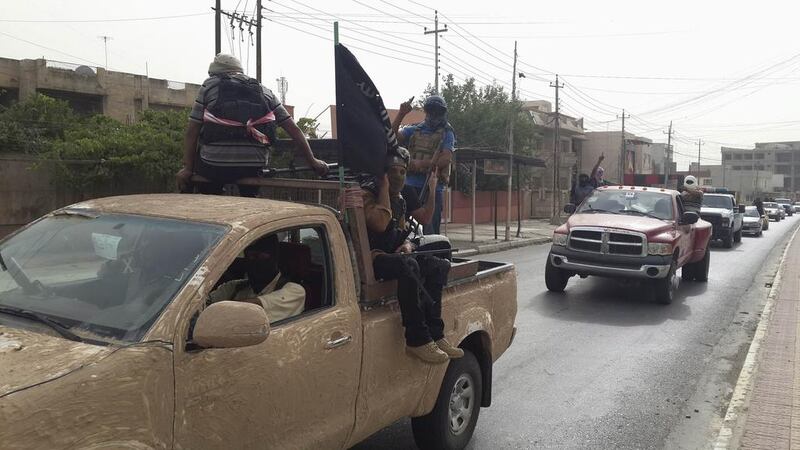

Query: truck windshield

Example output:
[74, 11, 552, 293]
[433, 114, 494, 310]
[577, 189, 673, 220]
[0, 213, 226, 343]
[701, 195, 733, 209]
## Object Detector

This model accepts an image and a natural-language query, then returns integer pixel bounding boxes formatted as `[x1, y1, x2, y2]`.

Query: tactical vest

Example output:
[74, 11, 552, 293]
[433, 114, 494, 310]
[408, 127, 450, 185]
[201, 74, 277, 147]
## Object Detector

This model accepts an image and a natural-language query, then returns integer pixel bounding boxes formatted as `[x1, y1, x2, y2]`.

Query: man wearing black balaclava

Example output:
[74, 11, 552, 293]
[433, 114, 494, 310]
[361, 147, 462, 364]
[208, 234, 305, 322]
[391, 95, 456, 234]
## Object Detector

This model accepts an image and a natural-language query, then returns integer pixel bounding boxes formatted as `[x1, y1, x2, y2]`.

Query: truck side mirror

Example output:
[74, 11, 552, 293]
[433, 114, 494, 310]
[193, 301, 270, 349]
[679, 211, 699, 225]
[738, 205, 746, 213]
[563, 203, 576, 214]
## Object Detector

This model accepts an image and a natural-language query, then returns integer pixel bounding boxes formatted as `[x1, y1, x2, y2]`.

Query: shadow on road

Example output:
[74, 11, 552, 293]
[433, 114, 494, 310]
[530, 276, 705, 327]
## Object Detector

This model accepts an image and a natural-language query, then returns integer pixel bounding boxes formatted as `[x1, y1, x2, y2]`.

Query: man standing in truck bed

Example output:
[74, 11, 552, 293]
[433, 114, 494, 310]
[176, 54, 328, 196]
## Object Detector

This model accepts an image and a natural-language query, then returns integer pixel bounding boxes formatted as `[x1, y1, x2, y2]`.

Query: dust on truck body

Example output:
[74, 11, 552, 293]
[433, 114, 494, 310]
[0, 178, 517, 450]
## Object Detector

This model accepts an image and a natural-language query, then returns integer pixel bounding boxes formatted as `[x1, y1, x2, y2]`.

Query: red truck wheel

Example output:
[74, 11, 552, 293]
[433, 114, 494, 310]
[653, 260, 678, 304]
[545, 255, 569, 292]
[412, 350, 482, 450]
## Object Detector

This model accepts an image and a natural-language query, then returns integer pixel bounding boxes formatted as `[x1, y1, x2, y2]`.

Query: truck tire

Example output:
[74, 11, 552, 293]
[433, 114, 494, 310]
[412, 351, 482, 450]
[684, 247, 710, 282]
[653, 259, 678, 304]
[723, 232, 734, 249]
[545, 255, 569, 292]
[681, 261, 695, 282]
[734, 228, 742, 243]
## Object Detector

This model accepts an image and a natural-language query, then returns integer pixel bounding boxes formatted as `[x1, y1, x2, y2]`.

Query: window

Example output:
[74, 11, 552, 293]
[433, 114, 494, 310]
[776, 165, 792, 175]
[777, 152, 793, 162]
[733, 154, 743, 160]
[723, 154, 732, 160]
[755, 153, 765, 160]
[744, 153, 753, 160]
[733, 166, 742, 170]
[209, 226, 333, 324]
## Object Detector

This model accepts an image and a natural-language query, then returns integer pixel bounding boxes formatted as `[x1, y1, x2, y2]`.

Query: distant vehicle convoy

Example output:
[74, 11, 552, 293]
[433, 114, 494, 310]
[546, 186, 712, 304]
[775, 198, 794, 217]
[700, 193, 745, 249]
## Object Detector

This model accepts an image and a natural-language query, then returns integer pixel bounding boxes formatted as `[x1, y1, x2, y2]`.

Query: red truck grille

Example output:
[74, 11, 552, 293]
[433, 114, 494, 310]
[568, 228, 646, 256]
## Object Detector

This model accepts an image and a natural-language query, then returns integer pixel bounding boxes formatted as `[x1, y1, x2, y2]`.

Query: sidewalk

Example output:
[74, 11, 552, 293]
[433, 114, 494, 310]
[720, 226, 800, 449]
[445, 218, 557, 257]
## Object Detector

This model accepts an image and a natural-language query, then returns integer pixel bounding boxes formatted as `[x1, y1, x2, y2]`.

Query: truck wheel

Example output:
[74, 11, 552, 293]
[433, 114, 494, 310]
[545, 255, 569, 292]
[681, 262, 695, 282]
[723, 232, 734, 249]
[734, 229, 742, 243]
[653, 259, 678, 305]
[412, 350, 482, 450]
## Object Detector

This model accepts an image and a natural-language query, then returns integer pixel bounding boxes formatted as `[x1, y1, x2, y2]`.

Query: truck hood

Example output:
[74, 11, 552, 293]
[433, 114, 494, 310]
[0, 326, 113, 396]
[700, 207, 732, 215]
[567, 213, 673, 236]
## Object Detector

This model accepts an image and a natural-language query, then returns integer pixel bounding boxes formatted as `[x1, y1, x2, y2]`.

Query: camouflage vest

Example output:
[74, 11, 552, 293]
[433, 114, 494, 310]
[408, 127, 450, 185]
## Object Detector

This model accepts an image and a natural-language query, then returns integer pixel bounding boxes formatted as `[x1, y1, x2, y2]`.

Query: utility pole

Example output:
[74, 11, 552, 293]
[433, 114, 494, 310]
[505, 41, 517, 241]
[550, 74, 564, 221]
[98, 35, 112, 69]
[424, 10, 447, 93]
[275, 76, 288, 104]
[663, 121, 673, 187]
[617, 109, 630, 184]
[696, 139, 703, 175]
[256, 0, 262, 81]
[214, 0, 221, 54]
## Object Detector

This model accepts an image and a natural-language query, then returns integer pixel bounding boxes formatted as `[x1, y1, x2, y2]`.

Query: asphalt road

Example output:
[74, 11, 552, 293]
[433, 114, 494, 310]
[354, 214, 800, 449]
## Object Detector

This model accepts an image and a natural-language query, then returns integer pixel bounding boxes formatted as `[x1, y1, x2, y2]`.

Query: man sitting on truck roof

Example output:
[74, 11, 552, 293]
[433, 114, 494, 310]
[209, 234, 305, 323]
[361, 147, 463, 364]
[176, 53, 329, 196]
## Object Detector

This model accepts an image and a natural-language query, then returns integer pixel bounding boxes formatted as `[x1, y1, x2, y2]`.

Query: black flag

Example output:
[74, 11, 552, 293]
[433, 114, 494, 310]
[335, 44, 399, 177]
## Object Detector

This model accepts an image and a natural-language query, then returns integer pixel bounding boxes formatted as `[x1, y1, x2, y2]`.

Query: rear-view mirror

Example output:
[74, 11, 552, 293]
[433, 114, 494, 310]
[680, 211, 699, 225]
[194, 301, 270, 349]
[563, 203, 576, 214]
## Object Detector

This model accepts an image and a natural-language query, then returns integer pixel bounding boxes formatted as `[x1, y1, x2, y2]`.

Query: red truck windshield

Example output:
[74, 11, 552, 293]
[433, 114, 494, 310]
[577, 190, 673, 220]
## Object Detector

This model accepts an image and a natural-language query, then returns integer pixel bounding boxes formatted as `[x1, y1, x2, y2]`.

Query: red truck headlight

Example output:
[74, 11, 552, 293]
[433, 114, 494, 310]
[552, 232, 568, 246]
[647, 242, 674, 255]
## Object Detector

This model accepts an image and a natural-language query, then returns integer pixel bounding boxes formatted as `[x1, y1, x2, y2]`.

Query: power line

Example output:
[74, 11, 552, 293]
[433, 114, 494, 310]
[0, 30, 105, 67]
[0, 12, 211, 23]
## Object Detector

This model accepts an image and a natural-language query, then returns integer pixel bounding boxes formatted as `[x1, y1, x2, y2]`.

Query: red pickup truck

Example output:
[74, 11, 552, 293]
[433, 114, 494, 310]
[545, 186, 712, 304]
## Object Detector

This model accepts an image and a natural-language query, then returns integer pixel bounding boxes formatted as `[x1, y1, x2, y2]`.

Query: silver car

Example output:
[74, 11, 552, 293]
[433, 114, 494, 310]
[742, 206, 764, 237]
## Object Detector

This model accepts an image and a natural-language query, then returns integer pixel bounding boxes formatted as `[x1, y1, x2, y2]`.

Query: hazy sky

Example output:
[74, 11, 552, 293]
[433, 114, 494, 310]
[2, 0, 799, 170]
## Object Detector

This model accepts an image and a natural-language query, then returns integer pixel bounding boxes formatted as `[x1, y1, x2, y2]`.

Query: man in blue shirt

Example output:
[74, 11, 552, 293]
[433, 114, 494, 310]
[392, 95, 456, 234]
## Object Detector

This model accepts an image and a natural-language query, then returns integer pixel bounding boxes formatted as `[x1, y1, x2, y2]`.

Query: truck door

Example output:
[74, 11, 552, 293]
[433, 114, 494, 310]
[173, 220, 362, 449]
[675, 195, 694, 266]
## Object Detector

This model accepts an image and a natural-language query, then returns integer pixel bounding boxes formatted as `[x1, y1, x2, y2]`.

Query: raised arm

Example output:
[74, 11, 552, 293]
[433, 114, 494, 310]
[590, 153, 605, 179]
[392, 96, 414, 145]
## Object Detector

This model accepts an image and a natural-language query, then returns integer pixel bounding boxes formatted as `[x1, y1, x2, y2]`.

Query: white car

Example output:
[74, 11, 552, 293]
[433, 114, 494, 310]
[794, 202, 800, 213]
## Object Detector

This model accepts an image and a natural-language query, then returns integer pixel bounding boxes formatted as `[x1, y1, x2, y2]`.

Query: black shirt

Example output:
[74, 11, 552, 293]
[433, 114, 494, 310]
[403, 185, 422, 214]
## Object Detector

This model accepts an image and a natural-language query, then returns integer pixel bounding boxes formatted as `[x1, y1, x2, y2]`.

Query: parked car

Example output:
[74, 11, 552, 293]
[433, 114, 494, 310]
[764, 202, 783, 221]
[742, 206, 764, 237]
[775, 198, 794, 216]
[546, 186, 712, 304]
[793, 202, 800, 213]
[700, 193, 745, 248]
[0, 191, 517, 450]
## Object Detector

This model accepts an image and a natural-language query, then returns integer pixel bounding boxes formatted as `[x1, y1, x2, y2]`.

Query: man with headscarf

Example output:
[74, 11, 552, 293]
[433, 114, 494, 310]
[177, 53, 328, 196]
[209, 234, 305, 323]
[589, 153, 607, 187]
[361, 147, 462, 364]
[679, 175, 703, 214]
[391, 95, 455, 234]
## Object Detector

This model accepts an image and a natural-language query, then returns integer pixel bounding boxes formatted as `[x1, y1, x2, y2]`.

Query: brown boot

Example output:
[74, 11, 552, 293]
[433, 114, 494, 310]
[407, 342, 449, 364]
[435, 338, 464, 359]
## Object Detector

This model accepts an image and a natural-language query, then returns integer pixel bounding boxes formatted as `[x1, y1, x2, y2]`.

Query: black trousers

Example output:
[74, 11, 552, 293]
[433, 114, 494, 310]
[372, 253, 450, 347]
[195, 159, 261, 197]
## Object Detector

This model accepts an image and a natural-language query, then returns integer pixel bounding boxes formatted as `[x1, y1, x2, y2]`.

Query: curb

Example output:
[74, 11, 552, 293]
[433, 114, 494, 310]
[713, 222, 800, 449]
[453, 237, 551, 257]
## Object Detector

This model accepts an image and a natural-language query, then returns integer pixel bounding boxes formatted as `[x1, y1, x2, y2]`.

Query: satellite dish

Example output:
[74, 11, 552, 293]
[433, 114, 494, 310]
[74, 65, 96, 76]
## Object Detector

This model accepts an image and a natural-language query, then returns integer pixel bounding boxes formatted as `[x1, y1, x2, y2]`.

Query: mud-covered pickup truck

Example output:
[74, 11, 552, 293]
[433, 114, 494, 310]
[0, 180, 516, 450]
[546, 185, 712, 304]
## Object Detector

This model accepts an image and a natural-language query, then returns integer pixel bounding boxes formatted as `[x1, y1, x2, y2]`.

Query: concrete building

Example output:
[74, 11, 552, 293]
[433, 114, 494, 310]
[688, 162, 783, 202]
[0, 57, 201, 123]
[582, 131, 653, 183]
[650, 143, 677, 177]
[722, 141, 800, 195]
[521, 100, 586, 191]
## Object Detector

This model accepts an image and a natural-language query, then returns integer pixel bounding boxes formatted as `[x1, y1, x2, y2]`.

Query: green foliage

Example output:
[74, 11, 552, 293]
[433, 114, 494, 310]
[423, 75, 539, 193]
[0, 94, 188, 192]
[296, 117, 319, 138]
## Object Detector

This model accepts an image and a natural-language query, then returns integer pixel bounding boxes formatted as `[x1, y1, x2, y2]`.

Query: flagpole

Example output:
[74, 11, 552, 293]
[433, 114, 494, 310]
[334, 21, 349, 224]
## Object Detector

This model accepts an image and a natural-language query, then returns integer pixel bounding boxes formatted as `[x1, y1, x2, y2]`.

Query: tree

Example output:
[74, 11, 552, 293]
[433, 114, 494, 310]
[296, 117, 319, 138]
